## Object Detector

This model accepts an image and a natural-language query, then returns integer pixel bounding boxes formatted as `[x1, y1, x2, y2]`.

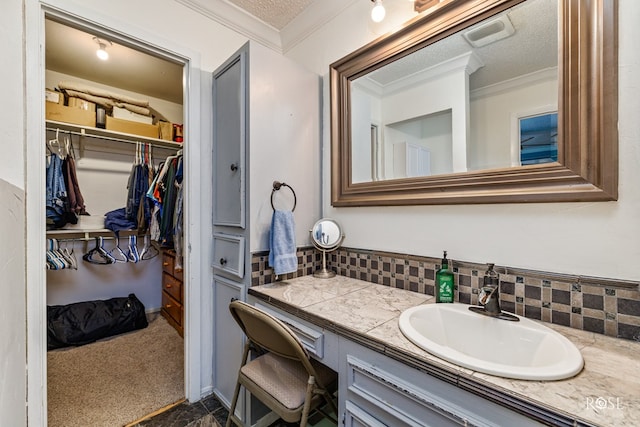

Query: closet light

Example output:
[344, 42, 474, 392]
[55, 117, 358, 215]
[371, 0, 386, 23]
[93, 37, 112, 61]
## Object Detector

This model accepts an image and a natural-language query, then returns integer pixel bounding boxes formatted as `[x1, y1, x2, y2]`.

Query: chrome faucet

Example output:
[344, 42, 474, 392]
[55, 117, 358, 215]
[478, 285, 501, 315]
[468, 263, 519, 321]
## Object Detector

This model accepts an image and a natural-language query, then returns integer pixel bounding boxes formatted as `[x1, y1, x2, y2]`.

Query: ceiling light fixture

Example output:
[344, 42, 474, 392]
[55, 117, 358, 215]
[93, 37, 112, 61]
[371, 0, 386, 23]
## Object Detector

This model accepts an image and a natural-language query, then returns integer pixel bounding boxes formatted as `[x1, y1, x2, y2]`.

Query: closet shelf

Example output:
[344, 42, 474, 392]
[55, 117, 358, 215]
[46, 120, 183, 150]
[46, 228, 140, 241]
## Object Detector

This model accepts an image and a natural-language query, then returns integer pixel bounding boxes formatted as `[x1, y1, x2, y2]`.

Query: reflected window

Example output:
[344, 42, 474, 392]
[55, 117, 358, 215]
[519, 112, 558, 165]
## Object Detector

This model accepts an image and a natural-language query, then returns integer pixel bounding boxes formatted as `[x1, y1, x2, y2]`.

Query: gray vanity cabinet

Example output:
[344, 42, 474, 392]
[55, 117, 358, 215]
[212, 43, 248, 416]
[211, 40, 321, 424]
[248, 297, 544, 427]
[339, 340, 544, 427]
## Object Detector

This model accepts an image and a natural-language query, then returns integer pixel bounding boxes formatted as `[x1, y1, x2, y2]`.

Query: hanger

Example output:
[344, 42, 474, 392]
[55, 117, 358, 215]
[47, 129, 62, 159]
[60, 239, 78, 270]
[109, 232, 129, 263]
[139, 233, 159, 261]
[127, 235, 140, 263]
[83, 237, 115, 265]
[46, 239, 66, 270]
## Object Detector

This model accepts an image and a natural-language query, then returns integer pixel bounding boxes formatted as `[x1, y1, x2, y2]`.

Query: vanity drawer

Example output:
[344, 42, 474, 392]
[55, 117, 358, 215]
[344, 401, 386, 427]
[346, 355, 469, 426]
[255, 302, 325, 359]
[162, 272, 183, 303]
[213, 233, 245, 279]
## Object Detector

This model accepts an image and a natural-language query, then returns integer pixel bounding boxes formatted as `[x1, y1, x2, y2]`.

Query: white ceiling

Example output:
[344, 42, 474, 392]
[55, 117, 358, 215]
[226, 0, 315, 30]
[45, 0, 555, 105]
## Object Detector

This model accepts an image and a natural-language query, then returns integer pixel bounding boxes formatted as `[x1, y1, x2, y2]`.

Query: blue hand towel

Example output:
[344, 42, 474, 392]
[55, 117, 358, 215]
[269, 210, 297, 275]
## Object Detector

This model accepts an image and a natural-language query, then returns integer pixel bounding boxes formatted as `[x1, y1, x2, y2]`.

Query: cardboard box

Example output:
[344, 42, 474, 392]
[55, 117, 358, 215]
[106, 115, 159, 138]
[158, 121, 174, 141]
[45, 89, 64, 105]
[112, 106, 153, 124]
[68, 96, 96, 112]
[46, 103, 96, 127]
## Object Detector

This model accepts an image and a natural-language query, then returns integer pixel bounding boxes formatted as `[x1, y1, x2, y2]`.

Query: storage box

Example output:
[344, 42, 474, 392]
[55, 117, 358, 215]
[46, 103, 96, 127]
[68, 96, 96, 112]
[106, 115, 159, 138]
[158, 121, 174, 141]
[45, 89, 64, 105]
[112, 106, 153, 125]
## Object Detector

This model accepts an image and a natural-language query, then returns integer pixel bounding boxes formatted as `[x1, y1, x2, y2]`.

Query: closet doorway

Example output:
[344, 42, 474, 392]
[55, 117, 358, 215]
[33, 6, 204, 425]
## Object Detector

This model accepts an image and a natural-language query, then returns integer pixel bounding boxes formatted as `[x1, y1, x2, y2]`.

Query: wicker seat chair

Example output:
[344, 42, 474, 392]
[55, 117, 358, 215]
[225, 300, 338, 427]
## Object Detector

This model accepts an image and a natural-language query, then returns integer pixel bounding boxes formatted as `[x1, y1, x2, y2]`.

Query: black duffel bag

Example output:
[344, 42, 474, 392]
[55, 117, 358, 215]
[47, 293, 148, 350]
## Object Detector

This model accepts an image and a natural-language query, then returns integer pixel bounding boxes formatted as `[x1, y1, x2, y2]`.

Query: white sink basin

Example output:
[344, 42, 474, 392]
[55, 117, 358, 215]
[398, 303, 583, 380]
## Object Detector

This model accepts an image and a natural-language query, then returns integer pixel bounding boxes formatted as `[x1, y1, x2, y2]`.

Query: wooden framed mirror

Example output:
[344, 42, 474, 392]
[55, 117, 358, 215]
[330, 0, 617, 206]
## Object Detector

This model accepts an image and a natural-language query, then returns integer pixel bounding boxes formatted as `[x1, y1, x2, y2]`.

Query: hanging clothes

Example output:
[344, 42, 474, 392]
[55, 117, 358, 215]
[46, 133, 87, 229]
[46, 152, 79, 229]
[62, 149, 87, 215]
[125, 143, 154, 231]
[146, 152, 183, 248]
[172, 157, 184, 270]
[158, 156, 178, 246]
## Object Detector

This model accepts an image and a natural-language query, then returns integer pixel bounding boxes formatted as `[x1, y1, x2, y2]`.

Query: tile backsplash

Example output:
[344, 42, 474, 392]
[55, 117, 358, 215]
[251, 246, 640, 342]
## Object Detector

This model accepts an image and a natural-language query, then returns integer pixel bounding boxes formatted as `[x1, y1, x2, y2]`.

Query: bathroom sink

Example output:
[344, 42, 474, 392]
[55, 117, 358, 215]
[398, 303, 583, 380]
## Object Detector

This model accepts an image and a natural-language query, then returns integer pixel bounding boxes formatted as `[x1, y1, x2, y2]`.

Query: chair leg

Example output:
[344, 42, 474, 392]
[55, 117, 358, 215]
[225, 343, 251, 427]
[225, 380, 242, 427]
[300, 376, 316, 427]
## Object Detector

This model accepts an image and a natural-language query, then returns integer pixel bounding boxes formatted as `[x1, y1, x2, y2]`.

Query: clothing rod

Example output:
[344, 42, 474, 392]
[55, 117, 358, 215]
[46, 229, 143, 241]
[45, 126, 179, 151]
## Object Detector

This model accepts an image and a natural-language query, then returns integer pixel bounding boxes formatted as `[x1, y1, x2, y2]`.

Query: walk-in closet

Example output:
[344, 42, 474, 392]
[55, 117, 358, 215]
[44, 17, 187, 426]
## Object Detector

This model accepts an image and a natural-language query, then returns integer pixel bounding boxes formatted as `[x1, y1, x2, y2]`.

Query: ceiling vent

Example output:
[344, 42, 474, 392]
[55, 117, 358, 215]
[463, 14, 515, 48]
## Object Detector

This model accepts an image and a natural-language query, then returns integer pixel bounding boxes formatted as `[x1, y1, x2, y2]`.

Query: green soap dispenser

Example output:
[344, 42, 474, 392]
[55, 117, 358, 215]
[435, 251, 454, 303]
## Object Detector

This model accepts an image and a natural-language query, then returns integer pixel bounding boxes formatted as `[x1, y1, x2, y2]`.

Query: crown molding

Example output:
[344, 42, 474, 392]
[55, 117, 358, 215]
[280, 0, 360, 53]
[175, 0, 282, 53]
[470, 67, 558, 100]
[176, 0, 361, 55]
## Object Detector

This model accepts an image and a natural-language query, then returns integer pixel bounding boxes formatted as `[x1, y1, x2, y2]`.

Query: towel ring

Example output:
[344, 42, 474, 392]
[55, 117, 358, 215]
[271, 181, 296, 212]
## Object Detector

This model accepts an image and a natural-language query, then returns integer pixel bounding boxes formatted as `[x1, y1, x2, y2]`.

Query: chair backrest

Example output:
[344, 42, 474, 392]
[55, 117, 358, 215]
[229, 300, 312, 369]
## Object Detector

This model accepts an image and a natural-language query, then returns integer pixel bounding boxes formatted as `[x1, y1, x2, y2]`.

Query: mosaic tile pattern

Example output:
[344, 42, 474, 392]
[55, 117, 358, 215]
[251, 247, 640, 341]
[250, 247, 319, 286]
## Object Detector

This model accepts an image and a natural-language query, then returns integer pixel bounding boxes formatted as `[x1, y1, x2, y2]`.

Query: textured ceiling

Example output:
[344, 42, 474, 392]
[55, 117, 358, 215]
[227, 0, 314, 30]
[367, 0, 558, 90]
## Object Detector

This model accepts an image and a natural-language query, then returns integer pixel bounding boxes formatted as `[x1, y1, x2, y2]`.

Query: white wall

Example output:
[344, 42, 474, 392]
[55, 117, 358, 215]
[248, 41, 322, 252]
[0, 180, 27, 426]
[469, 71, 557, 171]
[287, 0, 640, 282]
[0, 0, 27, 423]
[351, 85, 374, 183]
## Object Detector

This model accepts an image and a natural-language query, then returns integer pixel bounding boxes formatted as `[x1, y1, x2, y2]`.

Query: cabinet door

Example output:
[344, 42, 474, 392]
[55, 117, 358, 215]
[213, 277, 245, 418]
[212, 48, 246, 228]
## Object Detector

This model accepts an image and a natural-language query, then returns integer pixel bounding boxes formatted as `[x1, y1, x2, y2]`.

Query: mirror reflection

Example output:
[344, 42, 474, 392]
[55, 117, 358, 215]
[350, 0, 558, 183]
[311, 219, 343, 249]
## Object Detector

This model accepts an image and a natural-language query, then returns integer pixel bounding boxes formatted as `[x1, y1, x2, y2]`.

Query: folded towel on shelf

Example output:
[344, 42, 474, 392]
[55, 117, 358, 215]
[268, 210, 297, 276]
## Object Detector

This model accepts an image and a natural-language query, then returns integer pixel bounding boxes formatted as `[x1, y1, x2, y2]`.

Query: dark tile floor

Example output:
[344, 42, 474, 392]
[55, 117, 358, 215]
[133, 394, 228, 427]
[133, 393, 333, 427]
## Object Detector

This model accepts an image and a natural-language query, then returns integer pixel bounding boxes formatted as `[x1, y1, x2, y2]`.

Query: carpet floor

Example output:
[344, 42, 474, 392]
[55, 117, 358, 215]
[47, 314, 184, 427]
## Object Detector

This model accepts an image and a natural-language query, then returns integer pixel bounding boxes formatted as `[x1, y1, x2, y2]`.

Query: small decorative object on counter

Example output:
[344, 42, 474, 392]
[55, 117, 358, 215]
[435, 250, 454, 303]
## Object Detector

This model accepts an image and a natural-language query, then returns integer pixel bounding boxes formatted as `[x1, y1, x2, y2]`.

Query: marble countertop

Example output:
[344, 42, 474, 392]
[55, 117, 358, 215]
[248, 275, 640, 427]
